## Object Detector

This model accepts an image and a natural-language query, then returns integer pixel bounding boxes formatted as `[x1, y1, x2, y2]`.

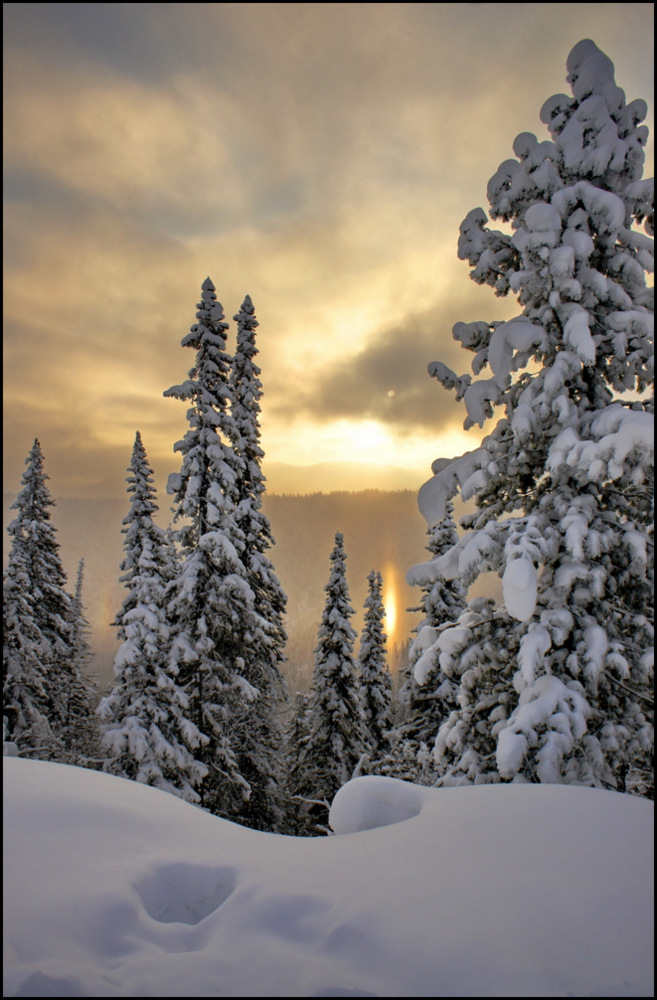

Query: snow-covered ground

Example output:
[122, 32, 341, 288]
[3, 758, 653, 998]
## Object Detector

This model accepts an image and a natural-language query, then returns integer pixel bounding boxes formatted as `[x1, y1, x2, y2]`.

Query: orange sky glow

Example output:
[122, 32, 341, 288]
[3, 3, 653, 500]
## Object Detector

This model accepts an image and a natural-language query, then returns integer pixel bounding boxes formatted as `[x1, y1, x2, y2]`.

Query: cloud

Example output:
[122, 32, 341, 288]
[269, 281, 517, 436]
[3, 3, 653, 496]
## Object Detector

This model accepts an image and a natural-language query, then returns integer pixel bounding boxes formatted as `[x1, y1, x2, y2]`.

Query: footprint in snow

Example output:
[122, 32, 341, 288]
[134, 862, 237, 925]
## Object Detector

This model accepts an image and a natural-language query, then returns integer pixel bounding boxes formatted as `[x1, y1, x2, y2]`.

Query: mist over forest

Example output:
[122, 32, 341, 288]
[4, 487, 482, 694]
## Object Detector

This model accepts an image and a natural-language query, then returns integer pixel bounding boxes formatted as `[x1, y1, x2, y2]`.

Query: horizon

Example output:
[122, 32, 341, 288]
[2, 411, 464, 500]
[3, 466, 426, 502]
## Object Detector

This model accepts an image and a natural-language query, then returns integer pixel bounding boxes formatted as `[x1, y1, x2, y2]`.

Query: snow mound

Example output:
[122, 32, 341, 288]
[329, 775, 423, 833]
[3, 757, 654, 998]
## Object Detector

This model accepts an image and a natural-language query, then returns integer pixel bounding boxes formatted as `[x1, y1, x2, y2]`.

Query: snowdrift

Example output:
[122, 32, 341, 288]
[3, 758, 653, 997]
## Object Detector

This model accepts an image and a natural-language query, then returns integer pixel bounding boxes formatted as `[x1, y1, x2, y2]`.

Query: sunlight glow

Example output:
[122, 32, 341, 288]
[382, 563, 399, 643]
[262, 417, 479, 473]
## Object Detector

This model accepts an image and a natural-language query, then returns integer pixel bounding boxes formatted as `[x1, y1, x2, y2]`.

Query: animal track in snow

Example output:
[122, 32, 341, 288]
[134, 863, 237, 925]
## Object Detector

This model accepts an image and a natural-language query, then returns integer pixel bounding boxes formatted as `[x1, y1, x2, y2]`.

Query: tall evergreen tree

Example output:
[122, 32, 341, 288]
[71, 560, 92, 675]
[409, 40, 653, 794]
[378, 505, 466, 784]
[229, 295, 289, 830]
[4, 553, 55, 758]
[3, 441, 78, 760]
[164, 278, 268, 817]
[403, 505, 467, 747]
[282, 691, 312, 835]
[231, 294, 288, 670]
[99, 432, 206, 801]
[64, 558, 101, 767]
[296, 533, 367, 832]
[358, 570, 392, 760]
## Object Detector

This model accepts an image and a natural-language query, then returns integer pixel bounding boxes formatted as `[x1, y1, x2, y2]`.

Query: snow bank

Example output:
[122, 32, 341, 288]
[329, 775, 423, 833]
[3, 758, 653, 997]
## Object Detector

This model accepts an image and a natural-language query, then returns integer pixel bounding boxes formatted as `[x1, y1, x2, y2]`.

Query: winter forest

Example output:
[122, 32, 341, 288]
[4, 38, 654, 838]
[4, 30, 655, 997]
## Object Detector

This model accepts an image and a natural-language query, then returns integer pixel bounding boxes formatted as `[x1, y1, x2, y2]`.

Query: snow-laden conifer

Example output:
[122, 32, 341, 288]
[403, 506, 467, 746]
[231, 295, 288, 669]
[71, 561, 92, 676]
[358, 570, 392, 759]
[229, 295, 289, 830]
[4, 556, 55, 758]
[381, 506, 466, 783]
[164, 279, 269, 817]
[99, 433, 206, 801]
[409, 41, 653, 794]
[282, 691, 312, 835]
[64, 559, 101, 767]
[3, 441, 83, 760]
[298, 533, 367, 831]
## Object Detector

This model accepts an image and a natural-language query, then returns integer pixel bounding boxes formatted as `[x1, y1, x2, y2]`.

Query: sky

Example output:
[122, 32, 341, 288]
[3, 3, 654, 498]
[4, 757, 654, 997]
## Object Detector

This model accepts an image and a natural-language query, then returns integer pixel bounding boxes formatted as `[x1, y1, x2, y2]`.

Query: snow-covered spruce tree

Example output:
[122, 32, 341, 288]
[64, 559, 101, 767]
[4, 550, 55, 759]
[282, 691, 312, 835]
[164, 278, 270, 818]
[99, 432, 206, 801]
[3, 441, 84, 761]
[408, 40, 653, 794]
[71, 560, 92, 677]
[229, 295, 289, 831]
[358, 570, 392, 761]
[380, 505, 466, 783]
[404, 505, 467, 741]
[296, 533, 367, 833]
[231, 295, 288, 670]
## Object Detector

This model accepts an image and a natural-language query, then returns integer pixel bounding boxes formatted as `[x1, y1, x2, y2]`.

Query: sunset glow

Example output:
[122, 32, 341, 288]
[261, 417, 480, 477]
[3, 4, 653, 498]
